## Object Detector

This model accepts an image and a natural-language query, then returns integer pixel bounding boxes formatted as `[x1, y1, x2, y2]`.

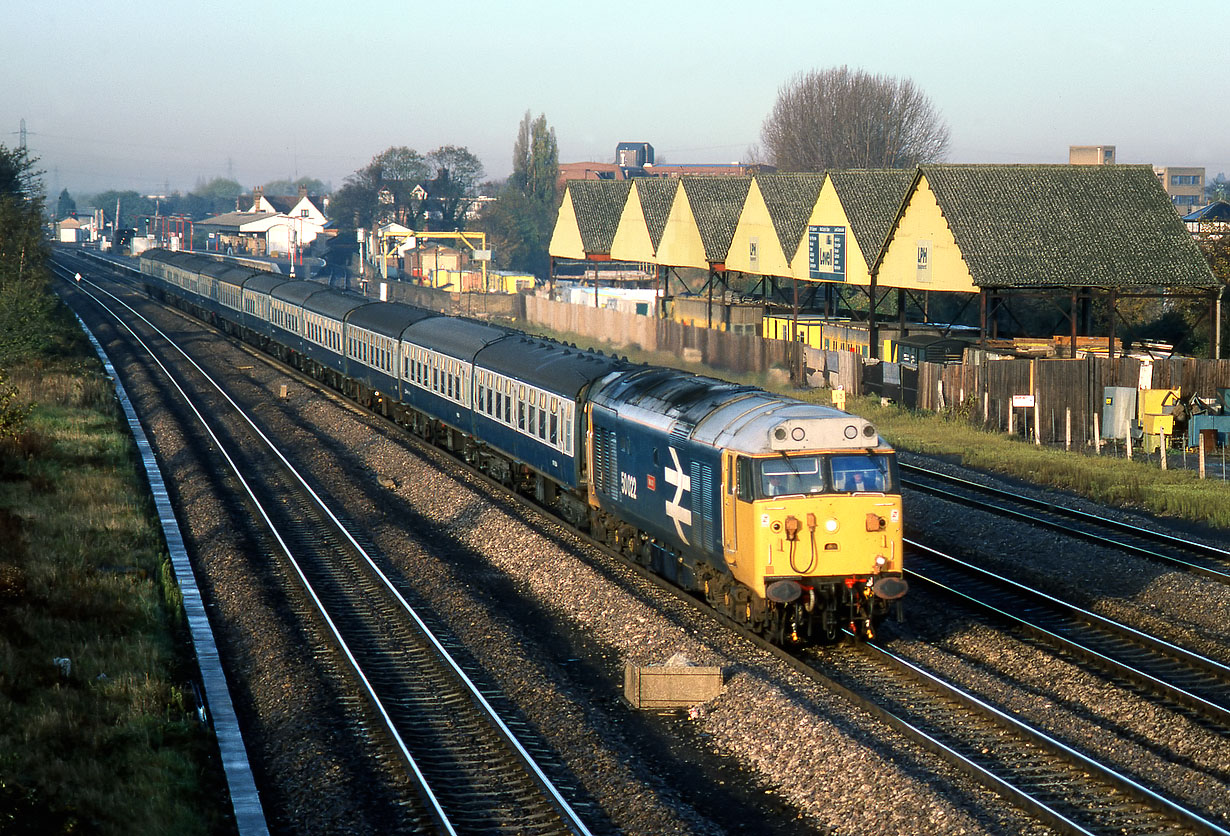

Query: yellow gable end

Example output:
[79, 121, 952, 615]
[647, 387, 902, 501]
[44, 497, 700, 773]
[609, 182, 657, 263]
[876, 176, 977, 293]
[791, 178, 872, 286]
[726, 181, 790, 277]
[548, 189, 586, 260]
[655, 186, 708, 269]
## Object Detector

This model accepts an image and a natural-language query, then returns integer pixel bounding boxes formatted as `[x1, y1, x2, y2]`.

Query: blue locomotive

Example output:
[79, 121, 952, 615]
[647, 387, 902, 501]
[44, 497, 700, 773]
[139, 249, 906, 641]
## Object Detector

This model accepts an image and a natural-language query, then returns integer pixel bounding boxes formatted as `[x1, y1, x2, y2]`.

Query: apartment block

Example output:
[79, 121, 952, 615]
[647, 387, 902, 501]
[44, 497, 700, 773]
[1154, 166, 1206, 213]
[1069, 145, 1116, 165]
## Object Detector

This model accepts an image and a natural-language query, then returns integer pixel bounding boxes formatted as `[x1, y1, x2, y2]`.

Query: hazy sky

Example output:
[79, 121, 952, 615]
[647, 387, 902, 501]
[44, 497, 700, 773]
[3, 0, 1224, 201]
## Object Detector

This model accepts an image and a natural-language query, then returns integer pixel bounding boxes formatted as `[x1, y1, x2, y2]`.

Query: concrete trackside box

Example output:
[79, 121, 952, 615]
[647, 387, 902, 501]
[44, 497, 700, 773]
[624, 664, 723, 710]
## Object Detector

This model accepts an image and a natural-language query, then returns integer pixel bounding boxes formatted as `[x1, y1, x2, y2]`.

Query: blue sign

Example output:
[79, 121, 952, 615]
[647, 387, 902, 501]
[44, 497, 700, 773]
[808, 225, 846, 282]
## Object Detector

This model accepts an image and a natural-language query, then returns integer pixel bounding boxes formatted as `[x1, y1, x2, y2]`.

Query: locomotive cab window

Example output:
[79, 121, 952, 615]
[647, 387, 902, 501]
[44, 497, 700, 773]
[830, 453, 896, 493]
[759, 457, 825, 498]
[736, 457, 754, 501]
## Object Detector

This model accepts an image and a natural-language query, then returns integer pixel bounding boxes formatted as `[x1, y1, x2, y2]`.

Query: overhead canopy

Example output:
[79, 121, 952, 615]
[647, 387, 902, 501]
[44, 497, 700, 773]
[551, 165, 1219, 292]
[875, 164, 1216, 291]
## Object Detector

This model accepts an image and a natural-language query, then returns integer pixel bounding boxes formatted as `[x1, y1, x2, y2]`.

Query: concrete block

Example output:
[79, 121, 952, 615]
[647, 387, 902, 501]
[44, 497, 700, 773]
[624, 663, 723, 710]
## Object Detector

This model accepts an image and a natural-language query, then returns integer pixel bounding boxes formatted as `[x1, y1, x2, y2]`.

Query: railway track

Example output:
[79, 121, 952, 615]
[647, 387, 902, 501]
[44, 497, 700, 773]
[64, 253, 1230, 834]
[60, 261, 593, 836]
[900, 463, 1230, 583]
[802, 637, 1229, 836]
[904, 540, 1230, 729]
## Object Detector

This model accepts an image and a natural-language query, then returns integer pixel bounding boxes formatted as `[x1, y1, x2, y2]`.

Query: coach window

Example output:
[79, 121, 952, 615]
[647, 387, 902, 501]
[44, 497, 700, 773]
[549, 399, 558, 446]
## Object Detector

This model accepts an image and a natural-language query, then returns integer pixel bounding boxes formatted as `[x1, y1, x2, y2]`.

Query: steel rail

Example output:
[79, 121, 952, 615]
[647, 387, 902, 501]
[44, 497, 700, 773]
[61, 263, 592, 836]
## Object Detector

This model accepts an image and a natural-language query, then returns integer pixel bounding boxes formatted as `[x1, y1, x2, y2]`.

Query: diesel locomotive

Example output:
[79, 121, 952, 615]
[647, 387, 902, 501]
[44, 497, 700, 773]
[138, 249, 906, 641]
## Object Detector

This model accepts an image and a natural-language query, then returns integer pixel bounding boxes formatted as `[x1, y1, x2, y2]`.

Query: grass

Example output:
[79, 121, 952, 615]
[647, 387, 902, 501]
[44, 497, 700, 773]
[0, 361, 228, 836]
[510, 320, 1230, 531]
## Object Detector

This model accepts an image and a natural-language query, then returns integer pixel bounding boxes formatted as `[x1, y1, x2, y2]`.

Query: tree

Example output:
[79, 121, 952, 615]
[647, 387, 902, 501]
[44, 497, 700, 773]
[426, 145, 484, 228]
[0, 144, 64, 365]
[761, 66, 950, 171]
[330, 147, 430, 231]
[0, 144, 42, 201]
[478, 111, 559, 277]
[511, 112, 558, 206]
[260, 176, 327, 197]
[55, 189, 76, 220]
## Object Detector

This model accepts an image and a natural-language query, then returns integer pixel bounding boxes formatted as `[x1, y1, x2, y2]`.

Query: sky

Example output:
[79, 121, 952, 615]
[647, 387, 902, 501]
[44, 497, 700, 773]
[3, 0, 1225, 202]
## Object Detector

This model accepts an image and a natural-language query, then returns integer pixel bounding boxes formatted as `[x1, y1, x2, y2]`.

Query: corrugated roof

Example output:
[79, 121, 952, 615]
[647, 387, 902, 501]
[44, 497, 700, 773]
[680, 176, 752, 263]
[828, 169, 915, 263]
[633, 177, 679, 251]
[753, 173, 827, 257]
[566, 179, 633, 255]
[917, 164, 1216, 288]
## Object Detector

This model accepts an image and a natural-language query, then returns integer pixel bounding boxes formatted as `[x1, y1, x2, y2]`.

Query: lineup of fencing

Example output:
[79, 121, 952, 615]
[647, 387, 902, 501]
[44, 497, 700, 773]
[361, 282, 1230, 448]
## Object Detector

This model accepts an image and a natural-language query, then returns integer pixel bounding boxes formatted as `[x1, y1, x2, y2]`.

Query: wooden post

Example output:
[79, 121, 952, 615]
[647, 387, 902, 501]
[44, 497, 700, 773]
[1034, 392, 1041, 445]
[1159, 432, 1167, 471]
[1126, 430, 1132, 460]
[1093, 413, 1102, 454]
[1065, 408, 1071, 451]
[1199, 437, 1206, 480]
[1008, 404, 1014, 436]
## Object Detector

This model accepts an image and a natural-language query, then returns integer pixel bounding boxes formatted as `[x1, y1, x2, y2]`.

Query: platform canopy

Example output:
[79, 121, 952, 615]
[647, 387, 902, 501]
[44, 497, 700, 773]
[550, 165, 1219, 293]
[725, 173, 826, 278]
[548, 179, 633, 260]
[874, 164, 1218, 291]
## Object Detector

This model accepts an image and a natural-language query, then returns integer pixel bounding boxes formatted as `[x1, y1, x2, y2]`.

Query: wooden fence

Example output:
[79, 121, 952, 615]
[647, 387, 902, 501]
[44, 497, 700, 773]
[364, 285, 1230, 446]
[914, 355, 1230, 444]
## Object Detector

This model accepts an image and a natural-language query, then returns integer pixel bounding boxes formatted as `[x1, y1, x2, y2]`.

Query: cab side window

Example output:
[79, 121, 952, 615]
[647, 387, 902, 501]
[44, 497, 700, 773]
[736, 457, 754, 502]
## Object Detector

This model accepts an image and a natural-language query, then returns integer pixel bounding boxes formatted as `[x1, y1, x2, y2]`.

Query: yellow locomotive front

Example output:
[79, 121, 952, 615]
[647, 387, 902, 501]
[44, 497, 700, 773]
[714, 408, 906, 642]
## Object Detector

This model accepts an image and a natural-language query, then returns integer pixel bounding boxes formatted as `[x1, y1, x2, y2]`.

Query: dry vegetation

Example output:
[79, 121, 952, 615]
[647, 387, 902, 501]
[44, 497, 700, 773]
[0, 361, 227, 836]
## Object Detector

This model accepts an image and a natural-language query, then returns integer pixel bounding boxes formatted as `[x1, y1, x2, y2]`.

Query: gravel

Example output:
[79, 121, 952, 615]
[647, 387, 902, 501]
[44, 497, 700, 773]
[93, 286, 1230, 835]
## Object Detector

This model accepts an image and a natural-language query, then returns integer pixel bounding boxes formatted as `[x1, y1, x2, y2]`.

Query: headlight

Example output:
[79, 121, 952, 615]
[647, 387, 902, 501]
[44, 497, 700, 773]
[824, 518, 839, 533]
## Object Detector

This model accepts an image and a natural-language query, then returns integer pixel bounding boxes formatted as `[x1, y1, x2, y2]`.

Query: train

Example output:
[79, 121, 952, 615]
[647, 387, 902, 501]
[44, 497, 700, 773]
[137, 248, 907, 642]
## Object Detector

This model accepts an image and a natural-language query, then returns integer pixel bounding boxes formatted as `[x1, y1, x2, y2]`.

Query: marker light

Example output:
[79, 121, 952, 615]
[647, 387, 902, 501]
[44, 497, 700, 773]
[824, 518, 839, 533]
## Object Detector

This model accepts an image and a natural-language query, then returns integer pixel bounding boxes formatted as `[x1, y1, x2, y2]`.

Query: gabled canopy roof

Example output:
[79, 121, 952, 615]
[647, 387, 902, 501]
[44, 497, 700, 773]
[894, 164, 1216, 289]
[754, 173, 828, 257]
[828, 169, 914, 263]
[569, 179, 633, 257]
[679, 176, 751, 265]
[633, 177, 679, 253]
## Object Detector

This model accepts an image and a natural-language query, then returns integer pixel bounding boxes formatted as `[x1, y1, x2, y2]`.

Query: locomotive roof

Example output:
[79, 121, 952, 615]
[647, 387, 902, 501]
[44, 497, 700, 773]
[697, 398, 884, 454]
[302, 288, 369, 320]
[403, 315, 513, 360]
[593, 365, 885, 453]
[347, 302, 437, 338]
[591, 366, 757, 433]
[474, 335, 628, 397]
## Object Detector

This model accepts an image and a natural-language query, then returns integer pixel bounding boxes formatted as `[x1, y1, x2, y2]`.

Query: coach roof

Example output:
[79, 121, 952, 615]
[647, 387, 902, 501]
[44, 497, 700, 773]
[403, 315, 513, 360]
[475, 334, 628, 396]
[347, 302, 437, 338]
[301, 288, 368, 320]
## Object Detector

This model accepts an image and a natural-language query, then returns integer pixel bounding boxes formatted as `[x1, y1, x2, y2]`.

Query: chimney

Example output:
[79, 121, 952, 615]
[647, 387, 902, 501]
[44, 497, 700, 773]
[299, 185, 307, 199]
[253, 185, 263, 210]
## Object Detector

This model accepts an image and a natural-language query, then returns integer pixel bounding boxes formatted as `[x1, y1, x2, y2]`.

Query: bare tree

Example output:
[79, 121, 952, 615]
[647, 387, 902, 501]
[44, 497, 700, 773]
[761, 66, 950, 171]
